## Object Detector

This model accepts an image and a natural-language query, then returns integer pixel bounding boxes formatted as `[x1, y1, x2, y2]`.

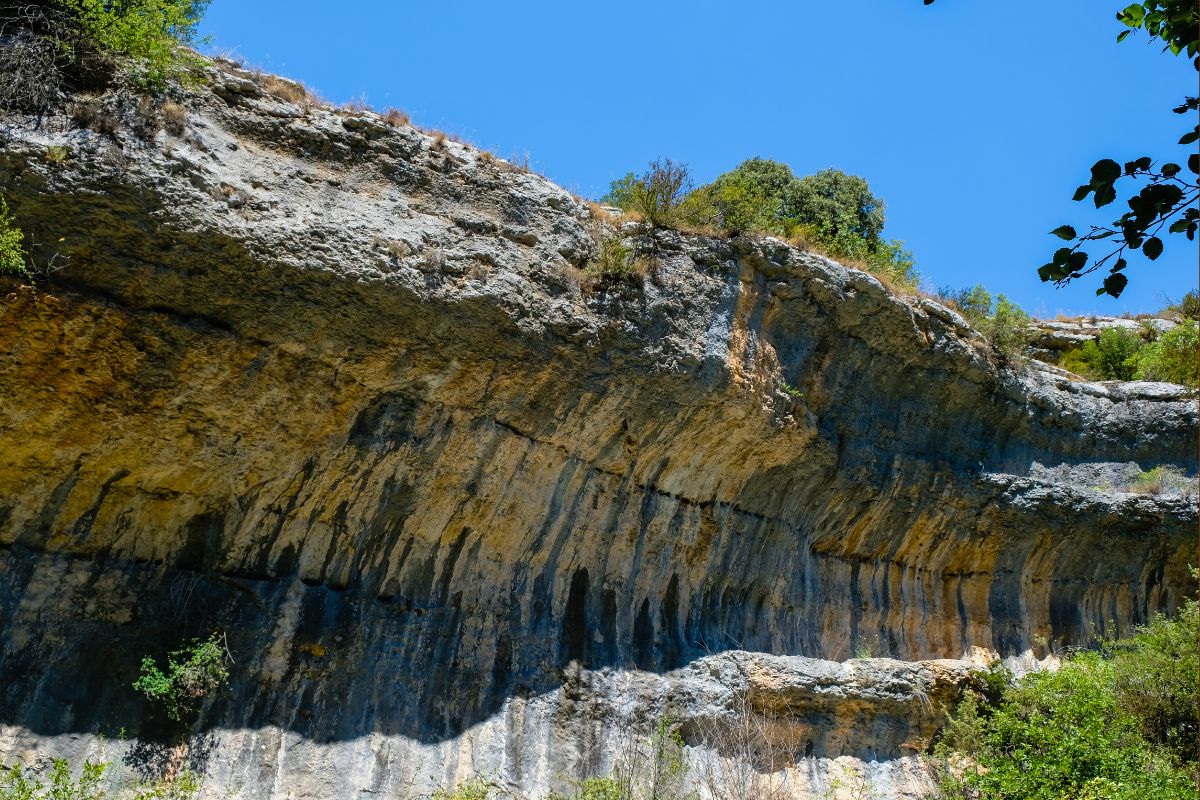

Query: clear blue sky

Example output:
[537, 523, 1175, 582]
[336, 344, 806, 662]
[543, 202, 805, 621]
[199, 1, 1197, 316]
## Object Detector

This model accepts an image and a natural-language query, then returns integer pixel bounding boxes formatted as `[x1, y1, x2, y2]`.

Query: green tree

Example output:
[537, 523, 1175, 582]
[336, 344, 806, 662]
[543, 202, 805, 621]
[0, 0, 209, 109]
[785, 168, 886, 246]
[686, 157, 798, 234]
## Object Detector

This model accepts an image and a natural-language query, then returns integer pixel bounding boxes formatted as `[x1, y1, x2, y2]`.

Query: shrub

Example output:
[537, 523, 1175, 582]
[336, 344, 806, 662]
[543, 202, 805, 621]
[934, 593, 1199, 800]
[132, 632, 229, 721]
[0, 759, 107, 800]
[600, 160, 691, 228]
[1128, 320, 1198, 386]
[0, 198, 28, 278]
[943, 285, 1032, 361]
[1162, 290, 1200, 322]
[1060, 327, 1145, 381]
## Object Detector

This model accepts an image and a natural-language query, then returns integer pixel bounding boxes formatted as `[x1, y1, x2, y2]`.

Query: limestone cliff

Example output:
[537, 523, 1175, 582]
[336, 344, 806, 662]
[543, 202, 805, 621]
[0, 61, 1195, 799]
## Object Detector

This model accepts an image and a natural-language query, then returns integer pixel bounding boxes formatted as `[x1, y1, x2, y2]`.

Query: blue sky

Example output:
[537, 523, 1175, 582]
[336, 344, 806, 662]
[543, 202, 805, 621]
[199, 1, 1197, 316]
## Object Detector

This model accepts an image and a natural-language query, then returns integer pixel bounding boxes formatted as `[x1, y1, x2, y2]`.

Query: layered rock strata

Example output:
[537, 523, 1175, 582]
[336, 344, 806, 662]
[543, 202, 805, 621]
[0, 60, 1195, 798]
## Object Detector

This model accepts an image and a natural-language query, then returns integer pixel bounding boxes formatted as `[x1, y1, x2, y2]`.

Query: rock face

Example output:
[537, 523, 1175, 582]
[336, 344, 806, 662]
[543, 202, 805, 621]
[0, 61, 1195, 799]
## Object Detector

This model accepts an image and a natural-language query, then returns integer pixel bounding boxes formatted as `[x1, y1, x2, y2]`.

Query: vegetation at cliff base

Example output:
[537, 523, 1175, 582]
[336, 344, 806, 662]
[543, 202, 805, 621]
[0, 0, 209, 109]
[132, 632, 229, 721]
[934, 590, 1199, 800]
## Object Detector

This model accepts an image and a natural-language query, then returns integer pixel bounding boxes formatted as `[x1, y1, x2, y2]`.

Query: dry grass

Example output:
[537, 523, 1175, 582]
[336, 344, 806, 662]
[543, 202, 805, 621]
[162, 101, 187, 135]
[69, 100, 118, 135]
[44, 145, 70, 164]
[382, 107, 409, 127]
[260, 74, 316, 107]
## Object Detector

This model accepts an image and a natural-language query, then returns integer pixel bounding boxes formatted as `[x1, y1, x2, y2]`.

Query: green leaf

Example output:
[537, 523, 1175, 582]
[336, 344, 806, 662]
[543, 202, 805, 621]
[1180, 128, 1199, 145]
[1110, 258, 1128, 272]
[1124, 156, 1152, 174]
[1169, 219, 1190, 233]
[1072, 185, 1093, 202]
[1188, 154, 1198, 174]
[1090, 159, 1122, 184]
[1117, 29, 1132, 42]
[1067, 251, 1088, 271]
[1101, 273, 1128, 297]
[1142, 237, 1163, 259]
[1050, 225, 1077, 240]
[1094, 185, 1117, 208]
[1161, 162, 1181, 177]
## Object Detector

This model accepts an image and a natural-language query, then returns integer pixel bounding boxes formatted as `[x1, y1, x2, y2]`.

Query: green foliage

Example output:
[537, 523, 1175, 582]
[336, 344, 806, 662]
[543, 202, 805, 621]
[432, 777, 493, 800]
[1062, 327, 1145, 380]
[787, 168, 886, 246]
[0, 197, 27, 278]
[601, 160, 692, 228]
[63, 0, 210, 87]
[1031, 1, 1198, 297]
[0, 0, 209, 110]
[132, 633, 229, 721]
[600, 173, 639, 210]
[672, 159, 919, 290]
[585, 229, 654, 286]
[943, 285, 1033, 361]
[0, 759, 107, 800]
[622, 717, 689, 800]
[1128, 320, 1199, 385]
[129, 770, 201, 800]
[934, 595, 1200, 800]
[680, 158, 797, 235]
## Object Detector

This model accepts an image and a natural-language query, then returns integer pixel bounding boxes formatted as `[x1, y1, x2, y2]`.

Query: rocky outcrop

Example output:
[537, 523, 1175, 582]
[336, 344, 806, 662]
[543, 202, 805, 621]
[0, 60, 1195, 799]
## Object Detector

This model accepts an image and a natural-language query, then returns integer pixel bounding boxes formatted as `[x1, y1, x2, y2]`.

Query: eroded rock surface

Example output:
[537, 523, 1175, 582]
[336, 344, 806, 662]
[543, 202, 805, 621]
[0, 61, 1195, 798]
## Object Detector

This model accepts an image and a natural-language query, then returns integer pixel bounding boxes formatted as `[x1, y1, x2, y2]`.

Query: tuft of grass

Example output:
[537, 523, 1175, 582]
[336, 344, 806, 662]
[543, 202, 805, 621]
[162, 100, 187, 135]
[382, 107, 409, 127]
[1126, 466, 1191, 496]
[260, 74, 311, 105]
[45, 145, 70, 164]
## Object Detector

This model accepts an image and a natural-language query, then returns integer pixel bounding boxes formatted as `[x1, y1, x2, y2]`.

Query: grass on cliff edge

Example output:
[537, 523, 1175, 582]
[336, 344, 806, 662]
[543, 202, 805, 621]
[933, 589, 1199, 800]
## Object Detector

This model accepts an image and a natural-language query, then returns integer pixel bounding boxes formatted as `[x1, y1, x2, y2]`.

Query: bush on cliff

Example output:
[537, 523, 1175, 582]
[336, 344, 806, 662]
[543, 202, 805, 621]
[601, 158, 918, 290]
[0, 0, 209, 110]
[0, 197, 27, 278]
[132, 632, 229, 721]
[940, 285, 1033, 362]
[934, 592, 1199, 800]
